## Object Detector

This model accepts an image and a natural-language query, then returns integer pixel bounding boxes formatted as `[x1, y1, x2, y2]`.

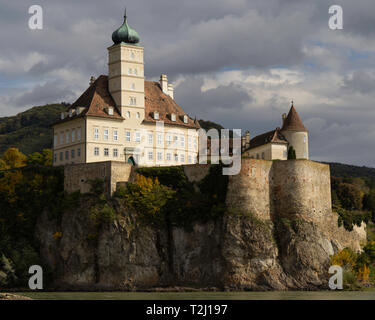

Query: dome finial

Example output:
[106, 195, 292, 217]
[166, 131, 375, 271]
[112, 8, 140, 45]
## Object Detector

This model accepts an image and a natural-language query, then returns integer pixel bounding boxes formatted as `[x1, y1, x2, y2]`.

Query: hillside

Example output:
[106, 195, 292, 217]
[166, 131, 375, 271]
[0, 103, 69, 155]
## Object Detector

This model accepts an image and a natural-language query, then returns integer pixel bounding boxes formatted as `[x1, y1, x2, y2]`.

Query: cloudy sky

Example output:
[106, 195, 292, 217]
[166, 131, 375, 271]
[1, 0, 375, 166]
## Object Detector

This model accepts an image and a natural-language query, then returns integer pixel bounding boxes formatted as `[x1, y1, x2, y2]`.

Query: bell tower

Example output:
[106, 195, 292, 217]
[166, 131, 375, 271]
[108, 9, 145, 122]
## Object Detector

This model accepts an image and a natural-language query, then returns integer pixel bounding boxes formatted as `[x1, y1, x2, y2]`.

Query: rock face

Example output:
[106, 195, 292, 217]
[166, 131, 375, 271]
[0, 293, 31, 300]
[36, 160, 366, 290]
[36, 203, 365, 291]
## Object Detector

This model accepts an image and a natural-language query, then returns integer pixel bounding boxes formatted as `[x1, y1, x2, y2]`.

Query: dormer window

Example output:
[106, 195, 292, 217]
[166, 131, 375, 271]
[171, 113, 176, 121]
[154, 111, 159, 120]
[108, 107, 114, 116]
[183, 115, 188, 124]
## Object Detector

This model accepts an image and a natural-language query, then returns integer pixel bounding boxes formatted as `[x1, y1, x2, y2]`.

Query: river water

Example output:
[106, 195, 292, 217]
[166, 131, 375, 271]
[17, 290, 375, 300]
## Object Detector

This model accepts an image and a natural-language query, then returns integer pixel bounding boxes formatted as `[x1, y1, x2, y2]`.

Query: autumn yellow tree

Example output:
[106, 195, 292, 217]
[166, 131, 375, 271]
[0, 148, 27, 170]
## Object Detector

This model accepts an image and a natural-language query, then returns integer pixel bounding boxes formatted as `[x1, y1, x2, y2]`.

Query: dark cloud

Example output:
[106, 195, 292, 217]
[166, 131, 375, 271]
[341, 71, 375, 94]
[1, 0, 375, 166]
[10, 80, 76, 107]
[175, 77, 253, 119]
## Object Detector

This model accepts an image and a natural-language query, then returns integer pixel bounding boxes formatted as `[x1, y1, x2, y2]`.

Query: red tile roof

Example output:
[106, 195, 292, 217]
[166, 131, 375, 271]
[55, 75, 199, 129]
[144, 81, 200, 129]
[281, 105, 308, 132]
[245, 128, 287, 151]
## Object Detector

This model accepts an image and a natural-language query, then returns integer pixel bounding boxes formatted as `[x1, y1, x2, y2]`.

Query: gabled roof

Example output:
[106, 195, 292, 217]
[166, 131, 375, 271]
[281, 105, 308, 132]
[144, 81, 200, 129]
[246, 128, 287, 151]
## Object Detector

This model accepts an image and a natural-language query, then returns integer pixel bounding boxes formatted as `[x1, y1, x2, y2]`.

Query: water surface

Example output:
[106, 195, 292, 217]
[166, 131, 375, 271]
[17, 290, 375, 300]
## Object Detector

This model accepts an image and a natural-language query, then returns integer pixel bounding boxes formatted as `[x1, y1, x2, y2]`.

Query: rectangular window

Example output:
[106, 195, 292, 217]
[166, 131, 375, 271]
[54, 153, 57, 163]
[193, 138, 197, 150]
[130, 97, 137, 105]
[188, 136, 192, 149]
[174, 136, 178, 146]
[166, 134, 172, 145]
[125, 131, 131, 142]
[54, 135, 57, 147]
[104, 129, 109, 141]
[166, 153, 171, 161]
[180, 136, 185, 147]
[135, 131, 141, 142]
[180, 154, 185, 162]
[113, 148, 118, 157]
[65, 131, 69, 144]
[77, 128, 81, 141]
[94, 128, 99, 140]
[148, 151, 153, 160]
[60, 133, 64, 145]
[94, 147, 99, 156]
[104, 148, 109, 156]
[157, 152, 163, 161]
[72, 129, 75, 142]
[174, 154, 178, 162]
[59, 152, 63, 161]
[148, 132, 153, 145]
[65, 150, 69, 160]
[77, 148, 81, 157]
[188, 155, 192, 163]
[71, 149, 75, 158]
[113, 130, 118, 141]
[157, 133, 162, 145]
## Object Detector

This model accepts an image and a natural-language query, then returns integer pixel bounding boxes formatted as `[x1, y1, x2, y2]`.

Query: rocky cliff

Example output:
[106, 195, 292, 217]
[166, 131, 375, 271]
[36, 160, 366, 290]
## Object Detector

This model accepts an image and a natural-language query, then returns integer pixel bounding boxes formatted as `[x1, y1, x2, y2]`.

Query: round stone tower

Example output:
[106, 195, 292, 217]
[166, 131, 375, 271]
[280, 103, 309, 159]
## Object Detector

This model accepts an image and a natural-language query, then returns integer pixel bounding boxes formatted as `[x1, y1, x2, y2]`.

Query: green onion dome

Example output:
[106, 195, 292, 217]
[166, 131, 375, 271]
[112, 9, 140, 45]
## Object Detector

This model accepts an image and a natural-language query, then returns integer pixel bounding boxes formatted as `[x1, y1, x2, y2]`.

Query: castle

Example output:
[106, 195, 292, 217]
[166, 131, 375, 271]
[52, 11, 200, 168]
[54, 10, 316, 199]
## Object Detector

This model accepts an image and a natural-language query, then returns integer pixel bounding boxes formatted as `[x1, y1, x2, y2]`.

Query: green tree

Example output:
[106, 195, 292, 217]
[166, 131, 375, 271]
[27, 149, 52, 166]
[287, 146, 296, 160]
[336, 182, 363, 210]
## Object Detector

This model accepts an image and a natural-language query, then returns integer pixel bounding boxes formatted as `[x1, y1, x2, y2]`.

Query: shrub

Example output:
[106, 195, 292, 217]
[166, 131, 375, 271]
[89, 203, 116, 226]
[122, 174, 175, 228]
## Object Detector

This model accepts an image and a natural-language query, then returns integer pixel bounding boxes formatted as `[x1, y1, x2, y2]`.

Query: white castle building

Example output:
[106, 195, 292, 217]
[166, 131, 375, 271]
[242, 103, 309, 160]
[53, 11, 200, 167]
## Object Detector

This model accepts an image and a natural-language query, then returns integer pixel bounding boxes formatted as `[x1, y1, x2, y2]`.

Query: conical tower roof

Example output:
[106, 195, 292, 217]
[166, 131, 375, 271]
[281, 104, 308, 132]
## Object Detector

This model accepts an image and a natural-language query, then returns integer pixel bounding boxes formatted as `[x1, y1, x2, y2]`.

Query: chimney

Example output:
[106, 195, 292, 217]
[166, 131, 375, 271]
[282, 113, 287, 126]
[89, 76, 96, 86]
[168, 83, 174, 99]
[160, 74, 168, 94]
[245, 130, 250, 149]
